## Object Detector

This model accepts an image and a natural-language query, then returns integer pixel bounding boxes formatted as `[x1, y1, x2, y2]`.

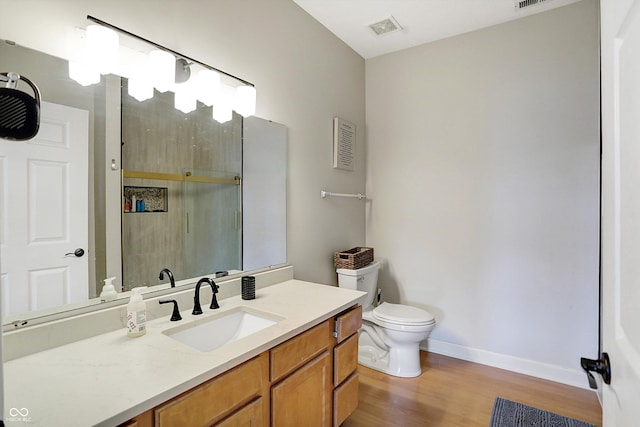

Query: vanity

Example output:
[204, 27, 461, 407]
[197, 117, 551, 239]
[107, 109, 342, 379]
[3, 275, 365, 426]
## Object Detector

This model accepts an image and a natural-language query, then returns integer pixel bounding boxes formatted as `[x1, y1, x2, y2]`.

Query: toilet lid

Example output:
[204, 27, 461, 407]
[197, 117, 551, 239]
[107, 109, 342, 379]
[373, 302, 435, 325]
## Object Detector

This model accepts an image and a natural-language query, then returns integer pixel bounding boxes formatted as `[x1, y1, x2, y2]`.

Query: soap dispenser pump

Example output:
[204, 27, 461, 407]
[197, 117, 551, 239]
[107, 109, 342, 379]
[127, 287, 147, 337]
[100, 277, 118, 302]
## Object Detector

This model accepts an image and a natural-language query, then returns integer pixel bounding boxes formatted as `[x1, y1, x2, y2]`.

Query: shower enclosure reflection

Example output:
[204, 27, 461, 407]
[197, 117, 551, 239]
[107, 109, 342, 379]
[120, 80, 242, 290]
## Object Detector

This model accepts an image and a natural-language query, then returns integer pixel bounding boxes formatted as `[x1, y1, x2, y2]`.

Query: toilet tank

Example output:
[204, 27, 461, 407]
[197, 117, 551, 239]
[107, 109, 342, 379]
[336, 260, 380, 308]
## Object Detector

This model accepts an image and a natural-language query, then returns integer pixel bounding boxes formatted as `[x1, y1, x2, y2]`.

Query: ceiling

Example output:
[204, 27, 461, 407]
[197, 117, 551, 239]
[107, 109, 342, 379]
[292, 0, 583, 59]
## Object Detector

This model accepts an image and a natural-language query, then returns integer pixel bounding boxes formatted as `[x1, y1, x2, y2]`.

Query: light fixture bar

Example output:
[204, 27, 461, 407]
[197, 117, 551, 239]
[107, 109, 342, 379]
[86, 15, 255, 88]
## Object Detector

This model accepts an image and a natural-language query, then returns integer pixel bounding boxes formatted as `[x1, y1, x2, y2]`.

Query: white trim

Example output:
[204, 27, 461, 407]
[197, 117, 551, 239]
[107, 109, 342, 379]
[423, 338, 594, 390]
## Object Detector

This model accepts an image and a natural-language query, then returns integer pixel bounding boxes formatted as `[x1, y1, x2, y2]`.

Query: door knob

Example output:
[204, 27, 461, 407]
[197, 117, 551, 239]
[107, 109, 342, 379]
[580, 352, 611, 389]
[65, 248, 85, 258]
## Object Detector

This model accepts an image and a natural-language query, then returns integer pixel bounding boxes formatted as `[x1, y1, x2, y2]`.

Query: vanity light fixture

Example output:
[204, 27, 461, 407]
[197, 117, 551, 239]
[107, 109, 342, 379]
[174, 79, 197, 114]
[68, 58, 100, 86]
[67, 15, 257, 119]
[128, 77, 154, 102]
[86, 24, 119, 75]
[197, 69, 221, 106]
[149, 49, 175, 93]
[235, 85, 256, 118]
[175, 58, 192, 83]
[120, 47, 154, 102]
[68, 24, 119, 86]
[174, 59, 197, 113]
[212, 84, 234, 124]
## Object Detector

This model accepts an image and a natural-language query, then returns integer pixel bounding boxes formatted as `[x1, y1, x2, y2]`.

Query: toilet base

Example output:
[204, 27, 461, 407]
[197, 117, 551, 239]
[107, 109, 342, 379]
[358, 345, 422, 378]
[358, 329, 424, 378]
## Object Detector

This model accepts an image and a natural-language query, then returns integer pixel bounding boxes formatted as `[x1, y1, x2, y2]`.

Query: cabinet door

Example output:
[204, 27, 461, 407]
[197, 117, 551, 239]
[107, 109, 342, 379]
[271, 352, 332, 427]
[215, 397, 264, 427]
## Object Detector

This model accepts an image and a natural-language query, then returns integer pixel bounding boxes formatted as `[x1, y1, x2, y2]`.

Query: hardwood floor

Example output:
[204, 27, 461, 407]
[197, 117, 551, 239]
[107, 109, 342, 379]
[342, 351, 602, 427]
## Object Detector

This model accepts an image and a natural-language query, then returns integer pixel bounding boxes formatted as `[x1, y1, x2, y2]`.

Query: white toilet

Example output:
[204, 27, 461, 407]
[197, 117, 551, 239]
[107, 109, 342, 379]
[337, 260, 436, 378]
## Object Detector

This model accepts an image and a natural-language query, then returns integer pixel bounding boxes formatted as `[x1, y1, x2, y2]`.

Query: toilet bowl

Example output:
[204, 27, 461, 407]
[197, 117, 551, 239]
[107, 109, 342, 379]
[336, 261, 436, 378]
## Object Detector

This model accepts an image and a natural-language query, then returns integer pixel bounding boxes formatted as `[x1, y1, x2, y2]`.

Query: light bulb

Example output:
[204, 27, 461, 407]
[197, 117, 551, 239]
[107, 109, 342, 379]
[234, 85, 256, 117]
[174, 80, 197, 114]
[213, 84, 235, 124]
[86, 25, 119, 75]
[128, 78, 154, 102]
[197, 69, 220, 106]
[68, 58, 100, 86]
[150, 50, 175, 93]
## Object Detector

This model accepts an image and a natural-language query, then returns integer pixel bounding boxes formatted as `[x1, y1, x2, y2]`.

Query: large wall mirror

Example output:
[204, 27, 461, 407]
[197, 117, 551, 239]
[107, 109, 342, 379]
[0, 33, 287, 326]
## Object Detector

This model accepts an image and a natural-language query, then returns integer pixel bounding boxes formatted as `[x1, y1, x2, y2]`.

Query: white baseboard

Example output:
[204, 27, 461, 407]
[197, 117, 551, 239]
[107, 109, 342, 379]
[423, 339, 593, 390]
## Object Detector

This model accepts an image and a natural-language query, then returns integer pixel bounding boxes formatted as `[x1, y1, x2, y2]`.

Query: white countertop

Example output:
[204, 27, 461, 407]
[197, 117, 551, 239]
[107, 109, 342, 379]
[3, 280, 365, 426]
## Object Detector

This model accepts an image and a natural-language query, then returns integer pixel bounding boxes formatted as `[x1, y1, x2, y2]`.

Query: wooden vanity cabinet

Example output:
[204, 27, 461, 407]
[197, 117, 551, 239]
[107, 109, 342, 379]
[120, 305, 362, 427]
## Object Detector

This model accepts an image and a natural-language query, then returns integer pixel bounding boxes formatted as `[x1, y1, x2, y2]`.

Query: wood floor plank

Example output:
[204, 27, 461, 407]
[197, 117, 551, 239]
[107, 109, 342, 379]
[342, 351, 601, 427]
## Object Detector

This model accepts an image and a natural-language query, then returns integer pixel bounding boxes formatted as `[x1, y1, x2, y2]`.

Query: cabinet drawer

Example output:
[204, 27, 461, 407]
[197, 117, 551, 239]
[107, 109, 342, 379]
[334, 333, 358, 385]
[214, 397, 264, 427]
[334, 305, 362, 343]
[155, 353, 268, 426]
[270, 319, 332, 382]
[333, 372, 359, 427]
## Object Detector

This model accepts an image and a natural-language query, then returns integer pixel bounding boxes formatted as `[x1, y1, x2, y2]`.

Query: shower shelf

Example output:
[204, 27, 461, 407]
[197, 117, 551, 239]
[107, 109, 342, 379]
[123, 186, 168, 213]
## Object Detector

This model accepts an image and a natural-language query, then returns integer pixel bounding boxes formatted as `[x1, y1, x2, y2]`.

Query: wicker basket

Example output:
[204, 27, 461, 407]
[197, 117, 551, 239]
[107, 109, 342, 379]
[334, 247, 374, 270]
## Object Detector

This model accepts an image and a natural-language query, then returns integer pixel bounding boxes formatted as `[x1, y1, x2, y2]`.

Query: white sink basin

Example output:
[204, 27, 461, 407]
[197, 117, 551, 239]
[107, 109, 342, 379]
[163, 307, 284, 352]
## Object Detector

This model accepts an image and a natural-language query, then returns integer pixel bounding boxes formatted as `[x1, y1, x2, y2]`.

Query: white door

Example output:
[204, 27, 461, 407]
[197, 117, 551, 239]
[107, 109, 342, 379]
[600, 0, 640, 425]
[0, 101, 88, 318]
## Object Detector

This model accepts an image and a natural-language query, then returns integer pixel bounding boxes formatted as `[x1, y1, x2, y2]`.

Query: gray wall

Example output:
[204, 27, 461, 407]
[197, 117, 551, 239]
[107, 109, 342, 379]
[365, 0, 600, 387]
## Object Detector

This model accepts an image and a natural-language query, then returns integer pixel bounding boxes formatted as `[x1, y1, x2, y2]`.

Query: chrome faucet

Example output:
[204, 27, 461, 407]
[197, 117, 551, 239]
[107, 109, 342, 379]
[192, 277, 220, 315]
[159, 268, 175, 288]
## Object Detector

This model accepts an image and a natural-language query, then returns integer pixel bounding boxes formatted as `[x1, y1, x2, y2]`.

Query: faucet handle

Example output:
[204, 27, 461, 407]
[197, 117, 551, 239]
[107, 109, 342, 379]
[159, 299, 182, 321]
[209, 280, 220, 310]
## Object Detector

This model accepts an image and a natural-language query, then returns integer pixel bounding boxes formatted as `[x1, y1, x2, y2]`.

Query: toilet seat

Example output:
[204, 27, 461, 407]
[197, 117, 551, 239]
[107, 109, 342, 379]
[372, 302, 435, 326]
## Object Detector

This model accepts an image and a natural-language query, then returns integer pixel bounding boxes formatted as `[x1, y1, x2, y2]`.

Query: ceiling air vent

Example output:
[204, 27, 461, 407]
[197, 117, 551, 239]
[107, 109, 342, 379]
[368, 16, 402, 36]
[515, 0, 550, 9]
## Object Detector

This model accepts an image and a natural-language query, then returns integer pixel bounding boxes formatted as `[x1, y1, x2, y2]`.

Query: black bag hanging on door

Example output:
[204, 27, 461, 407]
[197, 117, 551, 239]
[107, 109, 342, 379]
[0, 71, 41, 141]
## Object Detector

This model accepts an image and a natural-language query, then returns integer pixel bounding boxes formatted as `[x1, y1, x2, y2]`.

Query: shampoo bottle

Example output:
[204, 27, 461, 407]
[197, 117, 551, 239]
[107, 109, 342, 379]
[127, 287, 147, 337]
[100, 276, 118, 302]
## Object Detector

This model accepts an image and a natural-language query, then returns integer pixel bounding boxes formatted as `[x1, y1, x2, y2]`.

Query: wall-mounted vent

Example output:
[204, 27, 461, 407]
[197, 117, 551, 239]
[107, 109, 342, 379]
[368, 16, 402, 36]
[515, 0, 550, 9]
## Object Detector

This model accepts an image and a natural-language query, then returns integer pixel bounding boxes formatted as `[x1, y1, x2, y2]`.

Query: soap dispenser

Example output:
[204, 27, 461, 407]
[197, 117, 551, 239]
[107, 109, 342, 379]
[100, 277, 118, 302]
[127, 287, 147, 337]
